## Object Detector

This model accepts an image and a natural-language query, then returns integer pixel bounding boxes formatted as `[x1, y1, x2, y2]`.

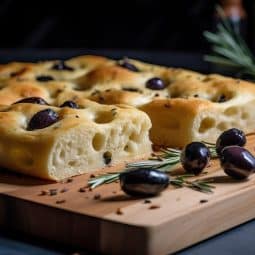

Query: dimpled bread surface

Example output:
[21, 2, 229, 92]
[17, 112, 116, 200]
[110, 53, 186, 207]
[1, 55, 255, 148]
[0, 101, 151, 180]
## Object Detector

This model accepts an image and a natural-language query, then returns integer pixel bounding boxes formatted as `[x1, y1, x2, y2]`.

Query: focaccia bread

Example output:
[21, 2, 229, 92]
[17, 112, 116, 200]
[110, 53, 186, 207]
[1, 55, 255, 147]
[0, 101, 151, 180]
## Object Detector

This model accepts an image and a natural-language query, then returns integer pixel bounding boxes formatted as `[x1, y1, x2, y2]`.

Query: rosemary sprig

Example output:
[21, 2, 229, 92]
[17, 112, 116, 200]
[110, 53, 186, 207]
[203, 141, 218, 158]
[204, 6, 255, 79]
[127, 148, 181, 172]
[88, 148, 181, 189]
[170, 174, 215, 193]
[88, 145, 218, 193]
[88, 171, 215, 193]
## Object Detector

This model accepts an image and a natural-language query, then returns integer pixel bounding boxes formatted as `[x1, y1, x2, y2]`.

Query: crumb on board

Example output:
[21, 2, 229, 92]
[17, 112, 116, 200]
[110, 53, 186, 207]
[60, 178, 73, 184]
[56, 199, 66, 204]
[39, 190, 49, 196]
[79, 187, 86, 193]
[116, 208, 124, 215]
[49, 189, 58, 196]
[144, 199, 151, 204]
[60, 187, 69, 193]
[200, 199, 208, 204]
[94, 194, 101, 200]
[149, 205, 160, 210]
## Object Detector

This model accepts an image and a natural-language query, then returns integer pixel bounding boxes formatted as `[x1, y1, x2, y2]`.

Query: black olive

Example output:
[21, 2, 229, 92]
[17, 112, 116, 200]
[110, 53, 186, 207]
[36, 75, 54, 82]
[119, 169, 169, 197]
[218, 94, 227, 103]
[118, 59, 139, 72]
[27, 109, 59, 131]
[181, 142, 210, 175]
[103, 151, 112, 165]
[13, 97, 49, 105]
[216, 128, 246, 155]
[145, 77, 166, 90]
[60, 100, 79, 109]
[51, 61, 74, 71]
[220, 146, 255, 180]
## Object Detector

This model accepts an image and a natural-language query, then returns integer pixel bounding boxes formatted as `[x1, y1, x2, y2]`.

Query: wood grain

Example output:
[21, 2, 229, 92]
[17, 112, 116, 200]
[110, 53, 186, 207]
[0, 136, 255, 254]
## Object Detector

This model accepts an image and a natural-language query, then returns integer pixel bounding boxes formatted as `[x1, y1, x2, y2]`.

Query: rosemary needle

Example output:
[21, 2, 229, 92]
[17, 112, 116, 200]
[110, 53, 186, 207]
[204, 6, 255, 79]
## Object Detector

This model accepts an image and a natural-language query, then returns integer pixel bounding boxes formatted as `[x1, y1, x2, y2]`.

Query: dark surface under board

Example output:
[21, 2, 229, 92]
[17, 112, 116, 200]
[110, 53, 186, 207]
[2, 219, 255, 255]
[0, 49, 254, 255]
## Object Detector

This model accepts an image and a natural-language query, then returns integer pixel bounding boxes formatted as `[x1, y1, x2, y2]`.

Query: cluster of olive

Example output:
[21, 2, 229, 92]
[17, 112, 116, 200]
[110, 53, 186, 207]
[181, 128, 254, 179]
[120, 128, 255, 197]
[13, 97, 79, 131]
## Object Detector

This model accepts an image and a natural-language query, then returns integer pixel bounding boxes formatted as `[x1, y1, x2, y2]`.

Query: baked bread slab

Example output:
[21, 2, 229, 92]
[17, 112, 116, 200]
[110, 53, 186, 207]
[0, 101, 151, 180]
[1, 55, 255, 148]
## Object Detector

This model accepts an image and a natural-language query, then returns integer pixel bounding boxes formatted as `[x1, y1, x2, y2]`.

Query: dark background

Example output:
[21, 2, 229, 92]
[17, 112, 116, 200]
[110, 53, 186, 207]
[0, 0, 254, 52]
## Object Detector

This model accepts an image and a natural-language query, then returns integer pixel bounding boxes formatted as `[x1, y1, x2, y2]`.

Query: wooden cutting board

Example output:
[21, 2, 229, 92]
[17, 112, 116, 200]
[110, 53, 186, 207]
[0, 136, 255, 255]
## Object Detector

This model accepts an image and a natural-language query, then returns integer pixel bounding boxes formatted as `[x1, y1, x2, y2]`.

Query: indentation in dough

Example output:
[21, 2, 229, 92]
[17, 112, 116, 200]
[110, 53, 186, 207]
[241, 111, 249, 119]
[124, 144, 130, 152]
[122, 124, 130, 135]
[94, 111, 114, 124]
[202, 76, 213, 82]
[92, 133, 105, 151]
[217, 122, 228, 131]
[224, 107, 239, 116]
[212, 91, 235, 103]
[124, 141, 135, 153]
[130, 132, 140, 142]
[77, 147, 83, 155]
[60, 149, 65, 159]
[68, 160, 78, 167]
[199, 117, 216, 133]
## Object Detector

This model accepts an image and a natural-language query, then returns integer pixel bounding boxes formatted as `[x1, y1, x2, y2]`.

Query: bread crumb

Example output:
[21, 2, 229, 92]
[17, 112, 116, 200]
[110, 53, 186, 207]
[61, 178, 73, 183]
[200, 199, 208, 204]
[149, 205, 160, 210]
[60, 187, 68, 193]
[39, 190, 49, 196]
[94, 194, 101, 200]
[56, 199, 66, 204]
[49, 189, 58, 196]
[116, 208, 124, 215]
[79, 187, 86, 193]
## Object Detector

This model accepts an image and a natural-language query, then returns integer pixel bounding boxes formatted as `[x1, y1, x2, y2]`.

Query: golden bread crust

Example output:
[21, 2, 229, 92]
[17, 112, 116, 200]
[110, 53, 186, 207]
[1, 55, 255, 148]
[0, 101, 151, 180]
